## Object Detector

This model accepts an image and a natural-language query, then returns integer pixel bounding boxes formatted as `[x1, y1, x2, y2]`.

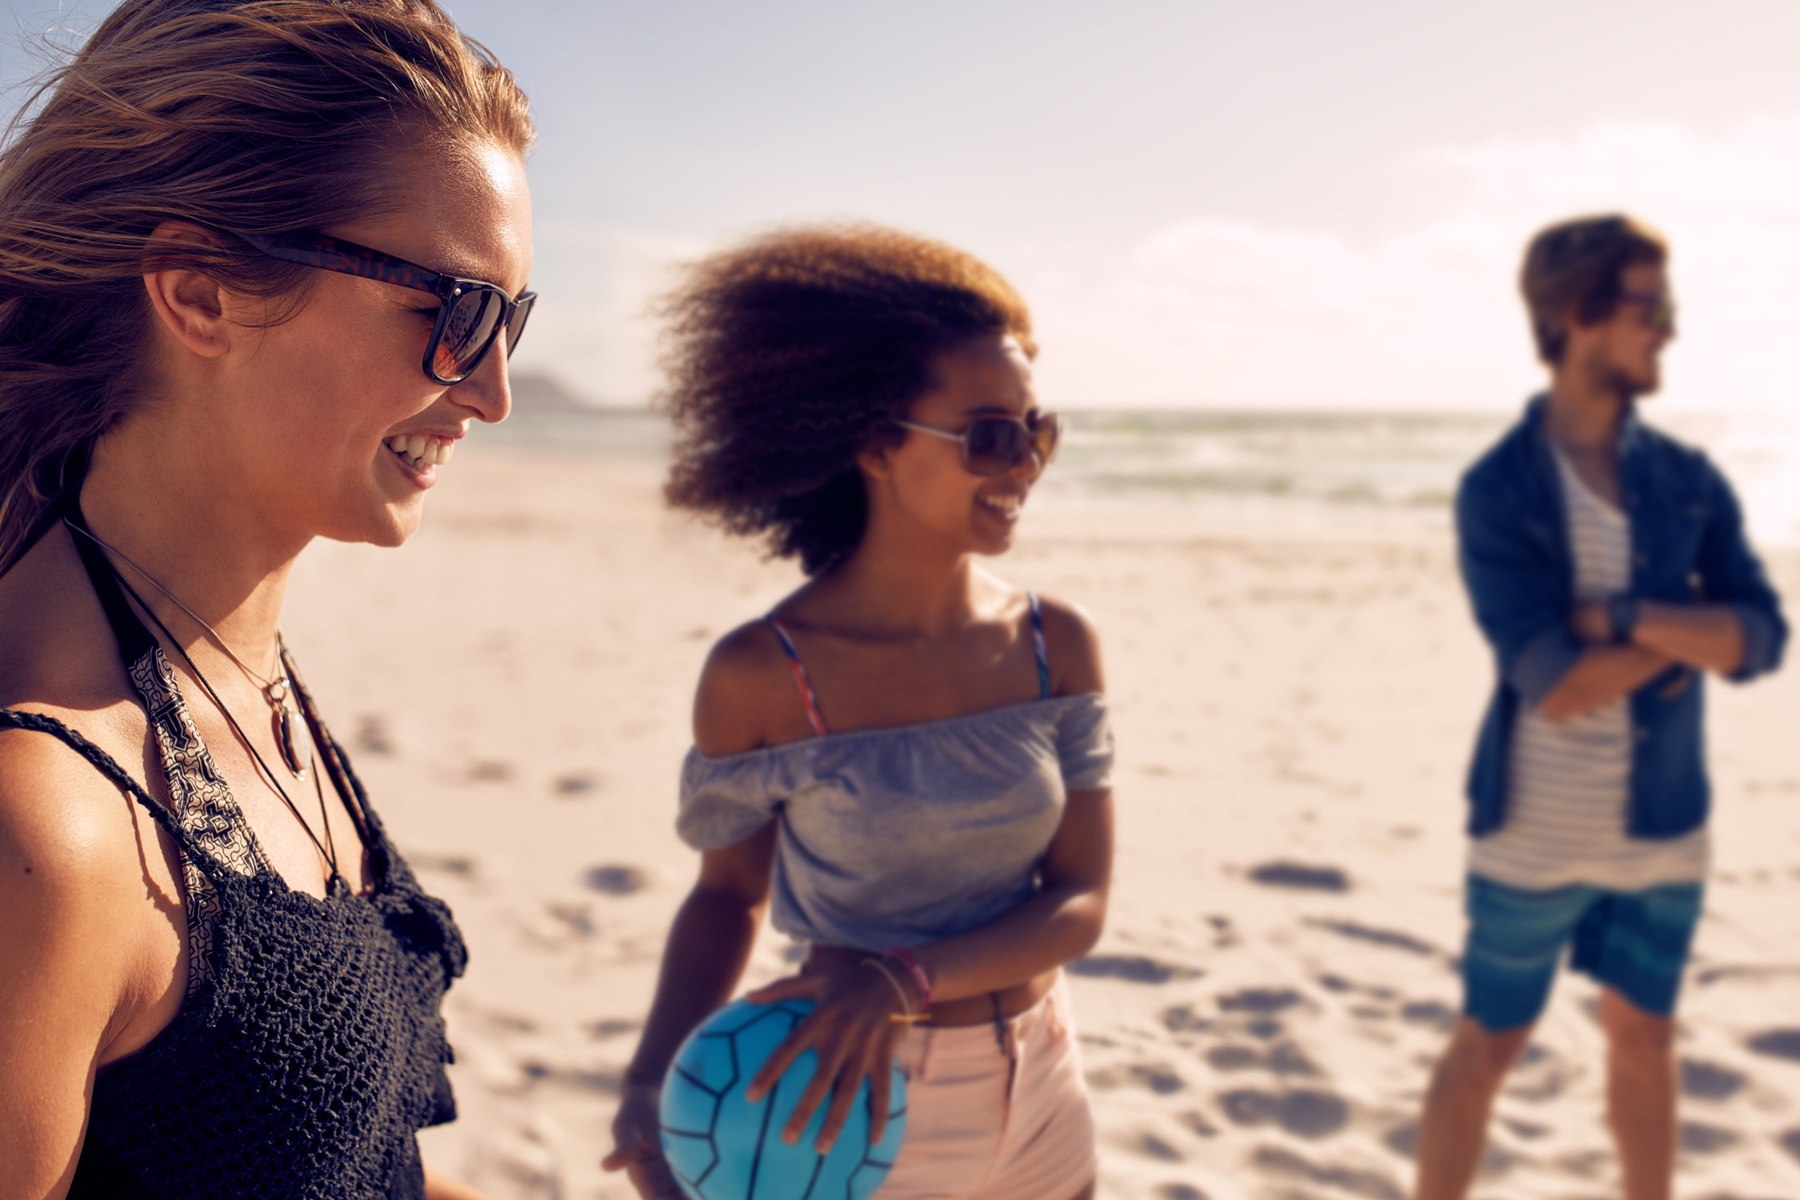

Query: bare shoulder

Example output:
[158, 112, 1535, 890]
[0, 719, 153, 1039]
[0, 722, 154, 1200]
[692, 618, 802, 757]
[0, 719, 151, 929]
[1033, 594, 1105, 695]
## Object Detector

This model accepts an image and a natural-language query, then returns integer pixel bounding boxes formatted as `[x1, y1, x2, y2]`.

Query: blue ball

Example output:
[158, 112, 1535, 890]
[658, 997, 907, 1200]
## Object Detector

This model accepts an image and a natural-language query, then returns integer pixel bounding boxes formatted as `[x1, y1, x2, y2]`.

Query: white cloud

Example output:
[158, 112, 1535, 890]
[1027, 118, 1800, 409]
[520, 120, 1800, 411]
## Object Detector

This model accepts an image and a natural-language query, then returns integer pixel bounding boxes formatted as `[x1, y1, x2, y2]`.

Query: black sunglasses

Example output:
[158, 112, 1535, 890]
[894, 411, 1062, 476]
[232, 228, 536, 385]
[1617, 290, 1676, 334]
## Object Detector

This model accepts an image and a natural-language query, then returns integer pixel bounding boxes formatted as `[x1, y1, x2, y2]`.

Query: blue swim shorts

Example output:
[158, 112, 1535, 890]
[1460, 873, 1704, 1031]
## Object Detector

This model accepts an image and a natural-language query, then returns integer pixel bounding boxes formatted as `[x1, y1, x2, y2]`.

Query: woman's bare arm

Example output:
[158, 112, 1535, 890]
[599, 832, 777, 1200]
[901, 786, 1111, 1003]
[909, 594, 1111, 998]
[422, 1167, 495, 1200]
[0, 733, 147, 1200]
[622, 830, 778, 1085]
[603, 627, 786, 1199]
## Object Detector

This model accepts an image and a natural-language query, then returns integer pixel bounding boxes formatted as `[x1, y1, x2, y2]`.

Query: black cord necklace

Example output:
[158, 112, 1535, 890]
[67, 521, 342, 887]
[63, 518, 309, 777]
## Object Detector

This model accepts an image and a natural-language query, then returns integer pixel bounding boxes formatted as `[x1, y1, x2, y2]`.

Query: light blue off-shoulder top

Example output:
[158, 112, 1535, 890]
[677, 690, 1114, 952]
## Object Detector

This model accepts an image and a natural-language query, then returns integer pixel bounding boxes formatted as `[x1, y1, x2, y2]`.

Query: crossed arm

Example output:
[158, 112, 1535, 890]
[1459, 452, 1784, 724]
[1537, 601, 1745, 720]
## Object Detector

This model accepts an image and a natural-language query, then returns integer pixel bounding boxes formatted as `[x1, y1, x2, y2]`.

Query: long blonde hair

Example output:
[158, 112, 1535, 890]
[0, 0, 533, 571]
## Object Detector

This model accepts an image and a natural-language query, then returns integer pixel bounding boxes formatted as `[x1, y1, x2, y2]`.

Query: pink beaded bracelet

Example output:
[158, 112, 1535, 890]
[883, 946, 932, 1012]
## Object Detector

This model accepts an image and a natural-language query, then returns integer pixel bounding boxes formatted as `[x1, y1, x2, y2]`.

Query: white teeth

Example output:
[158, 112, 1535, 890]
[387, 433, 456, 470]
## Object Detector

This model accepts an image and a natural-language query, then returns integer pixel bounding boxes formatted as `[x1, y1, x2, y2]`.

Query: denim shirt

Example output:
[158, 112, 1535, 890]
[1457, 396, 1786, 839]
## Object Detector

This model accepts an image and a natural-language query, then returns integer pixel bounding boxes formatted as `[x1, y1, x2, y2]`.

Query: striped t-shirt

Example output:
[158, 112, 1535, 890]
[1467, 448, 1710, 891]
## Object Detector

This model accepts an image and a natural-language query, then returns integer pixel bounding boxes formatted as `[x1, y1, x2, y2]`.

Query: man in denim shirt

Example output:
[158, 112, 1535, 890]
[1410, 215, 1786, 1200]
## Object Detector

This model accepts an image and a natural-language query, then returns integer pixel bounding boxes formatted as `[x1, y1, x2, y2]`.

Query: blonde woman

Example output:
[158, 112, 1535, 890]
[0, 2, 533, 1195]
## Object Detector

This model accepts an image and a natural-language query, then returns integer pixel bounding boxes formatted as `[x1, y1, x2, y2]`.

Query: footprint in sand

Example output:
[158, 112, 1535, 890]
[1206, 1045, 1260, 1071]
[1086, 1062, 1187, 1096]
[408, 852, 478, 879]
[583, 864, 648, 895]
[1130, 1064, 1186, 1095]
[1217, 987, 1306, 1015]
[1205, 1041, 1320, 1077]
[545, 902, 595, 938]
[520, 1061, 620, 1095]
[1137, 1132, 1183, 1162]
[1163, 1005, 1214, 1035]
[1219, 1087, 1350, 1139]
[552, 771, 600, 796]
[1306, 917, 1441, 960]
[1748, 1029, 1800, 1062]
[584, 1019, 639, 1039]
[1067, 954, 1203, 984]
[1181, 1111, 1219, 1138]
[1398, 999, 1459, 1034]
[355, 714, 395, 756]
[1678, 1120, 1740, 1154]
[1499, 1117, 1549, 1141]
[1679, 1057, 1747, 1100]
[1247, 860, 1350, 892]
[1252, 1146, 1401, 1200]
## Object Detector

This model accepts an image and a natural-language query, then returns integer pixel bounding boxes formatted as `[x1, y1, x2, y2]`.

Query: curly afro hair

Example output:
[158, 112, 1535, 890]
[660, 224, 1035, 576]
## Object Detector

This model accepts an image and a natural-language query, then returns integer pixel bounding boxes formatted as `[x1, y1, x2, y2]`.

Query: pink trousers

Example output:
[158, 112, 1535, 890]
[875, 976, 1096, 1200]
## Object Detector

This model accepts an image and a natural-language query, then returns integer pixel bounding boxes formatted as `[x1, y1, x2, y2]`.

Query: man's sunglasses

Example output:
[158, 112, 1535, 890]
[894, 411, 1062, 476]
[232, 229, 536, 385]
[1618, 291, 1675, 334]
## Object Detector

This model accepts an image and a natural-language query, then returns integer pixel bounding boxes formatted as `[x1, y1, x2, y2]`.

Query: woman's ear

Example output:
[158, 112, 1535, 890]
[856, 426, 905, 480]
[141, 221, 235, 361]
[856, 441, 893, 480]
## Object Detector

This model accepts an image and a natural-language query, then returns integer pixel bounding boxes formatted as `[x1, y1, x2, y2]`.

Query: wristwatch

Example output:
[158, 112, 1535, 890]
[1608, 594, 1640, 645]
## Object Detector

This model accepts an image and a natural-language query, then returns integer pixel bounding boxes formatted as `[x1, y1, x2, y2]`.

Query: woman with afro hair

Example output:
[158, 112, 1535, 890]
[604, 225, 1114, 1200]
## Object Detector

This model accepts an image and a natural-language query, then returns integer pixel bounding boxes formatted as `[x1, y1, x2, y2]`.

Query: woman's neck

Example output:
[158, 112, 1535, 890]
[819, 542, 985, 637]
[78, 425, 303, 676]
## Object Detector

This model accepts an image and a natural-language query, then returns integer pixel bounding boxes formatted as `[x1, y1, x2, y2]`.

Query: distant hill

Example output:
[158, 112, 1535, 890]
[508, 371, 606, 412]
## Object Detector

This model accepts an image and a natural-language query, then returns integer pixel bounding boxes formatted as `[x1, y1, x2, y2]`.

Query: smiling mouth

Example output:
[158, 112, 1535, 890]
[976, 492, 1025, 519]
[386, 434, 455, 471]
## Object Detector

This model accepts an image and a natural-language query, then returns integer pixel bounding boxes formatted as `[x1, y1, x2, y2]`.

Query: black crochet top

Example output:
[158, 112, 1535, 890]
[0, 526, 467, 1199]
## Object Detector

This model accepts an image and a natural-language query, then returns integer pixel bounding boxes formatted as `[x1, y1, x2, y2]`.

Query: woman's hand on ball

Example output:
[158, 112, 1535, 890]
[602, 1082, 686, 1200]
[744, 966, 907, 1152]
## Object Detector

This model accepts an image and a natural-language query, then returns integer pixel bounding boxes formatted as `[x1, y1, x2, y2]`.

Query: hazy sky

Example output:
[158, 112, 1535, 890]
[9, 1, 1800, 409]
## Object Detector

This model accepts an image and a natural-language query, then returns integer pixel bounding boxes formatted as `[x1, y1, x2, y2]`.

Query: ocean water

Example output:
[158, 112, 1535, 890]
[484, 405, 1800, 547]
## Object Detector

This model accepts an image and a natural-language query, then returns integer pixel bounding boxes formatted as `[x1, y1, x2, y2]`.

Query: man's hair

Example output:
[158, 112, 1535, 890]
[1520, 214, 1668, 365]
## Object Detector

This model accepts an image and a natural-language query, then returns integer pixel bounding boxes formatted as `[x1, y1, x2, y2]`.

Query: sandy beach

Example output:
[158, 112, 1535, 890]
[278, 440, 1800, 1200]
